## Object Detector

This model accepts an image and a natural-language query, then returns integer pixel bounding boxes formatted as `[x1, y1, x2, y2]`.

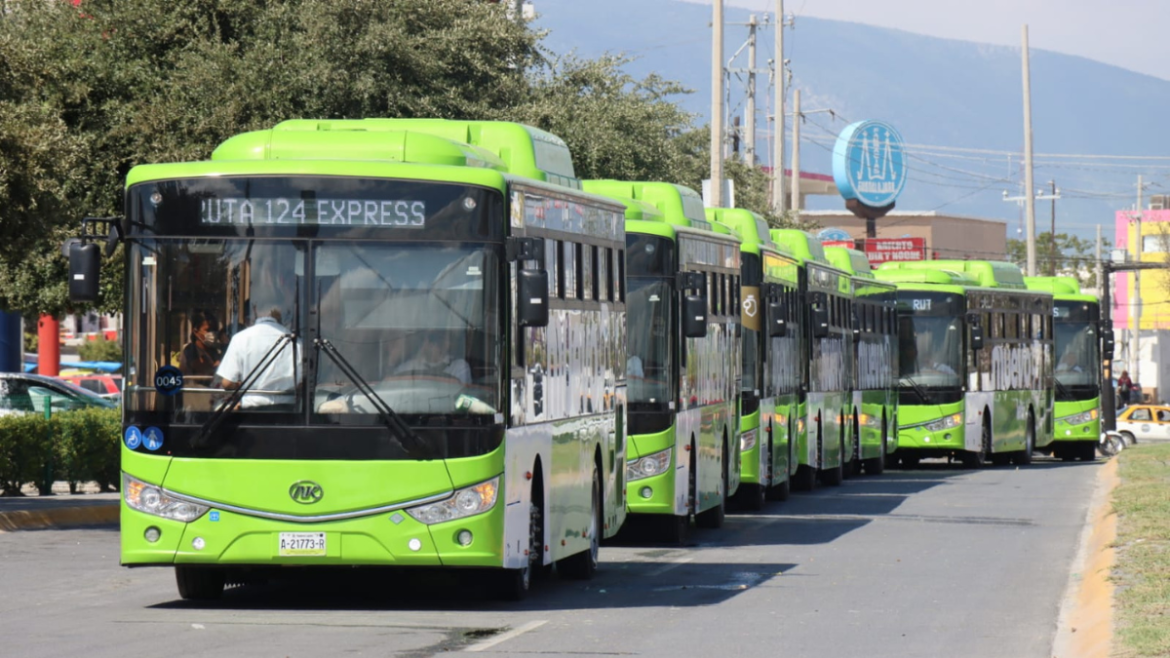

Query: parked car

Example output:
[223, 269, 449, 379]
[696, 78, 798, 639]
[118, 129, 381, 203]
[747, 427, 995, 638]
[61, 374, 123, 401]
[1115, 404, 1170, 446]
[0, 373, 118, 417]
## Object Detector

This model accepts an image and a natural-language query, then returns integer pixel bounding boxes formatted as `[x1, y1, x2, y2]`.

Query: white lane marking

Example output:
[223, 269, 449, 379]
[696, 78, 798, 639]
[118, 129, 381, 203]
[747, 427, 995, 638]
[463, 619, 547, 653]
[645, 556, 694, 577]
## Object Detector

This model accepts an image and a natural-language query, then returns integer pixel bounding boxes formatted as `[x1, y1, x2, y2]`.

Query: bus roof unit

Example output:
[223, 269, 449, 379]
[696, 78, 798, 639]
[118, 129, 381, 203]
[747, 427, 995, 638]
[582, 180, 711, 230]
[212, 119, 579, 187]
[769, 229, 829, 265]
[823, 247, 876, 278]
[877, 260, 1026, 289]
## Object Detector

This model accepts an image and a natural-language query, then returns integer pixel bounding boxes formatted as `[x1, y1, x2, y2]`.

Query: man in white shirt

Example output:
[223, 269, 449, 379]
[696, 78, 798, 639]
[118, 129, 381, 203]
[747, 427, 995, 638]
[216, 308, 302, 410]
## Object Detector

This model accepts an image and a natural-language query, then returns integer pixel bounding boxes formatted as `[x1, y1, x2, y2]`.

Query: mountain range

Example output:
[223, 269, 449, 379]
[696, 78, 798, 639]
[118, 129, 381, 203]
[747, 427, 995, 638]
[533, 0, 1170, 238]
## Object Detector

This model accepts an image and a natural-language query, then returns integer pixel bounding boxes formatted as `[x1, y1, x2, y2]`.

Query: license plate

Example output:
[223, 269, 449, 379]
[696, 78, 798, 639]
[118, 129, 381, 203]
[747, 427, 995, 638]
[278, 532, 327, 557]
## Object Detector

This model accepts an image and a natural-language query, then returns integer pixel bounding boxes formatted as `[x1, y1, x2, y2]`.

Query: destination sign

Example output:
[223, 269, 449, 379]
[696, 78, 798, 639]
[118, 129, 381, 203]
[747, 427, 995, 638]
[200, 198, 427, 227]
[896, 291, 962, 316]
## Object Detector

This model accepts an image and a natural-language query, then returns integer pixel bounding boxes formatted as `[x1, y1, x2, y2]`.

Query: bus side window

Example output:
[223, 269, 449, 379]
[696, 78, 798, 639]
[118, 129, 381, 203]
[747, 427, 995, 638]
[597, 247, 609, 302]
[576, 242, 587, 300]
[546, 239, 560, 299]
[617, 250, 626, 303]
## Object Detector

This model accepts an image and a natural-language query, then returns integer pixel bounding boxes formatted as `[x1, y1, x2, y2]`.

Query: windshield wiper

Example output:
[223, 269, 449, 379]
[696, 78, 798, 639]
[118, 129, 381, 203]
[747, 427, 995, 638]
[900, 375, 932, 404]
[314, 337, 435, 460]
[193, 332, 296, 449]
[1054, 377, 1074, 402]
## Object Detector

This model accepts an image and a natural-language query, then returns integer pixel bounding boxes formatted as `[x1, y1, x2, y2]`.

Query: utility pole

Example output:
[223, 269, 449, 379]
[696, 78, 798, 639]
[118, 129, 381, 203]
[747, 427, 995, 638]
[1003, 184, 1058, 271]
[743, 15, 758, 166]
[772, 0, 786, 215]
[1046, 180, 1060, 275]
[1095, 224, 1103, 296]
[710, 0, 725, 208]
[1021, 25, 1038, 276]
[790, 88, 801, 216]
[1131, 174, 1144, 395]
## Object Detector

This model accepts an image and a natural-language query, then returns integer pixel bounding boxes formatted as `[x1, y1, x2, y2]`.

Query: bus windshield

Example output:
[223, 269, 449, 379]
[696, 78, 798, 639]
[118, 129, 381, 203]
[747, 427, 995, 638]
[627, 277, 673, 408]
[898, 315, 963, 389]
[1054, 321, 1099, 393]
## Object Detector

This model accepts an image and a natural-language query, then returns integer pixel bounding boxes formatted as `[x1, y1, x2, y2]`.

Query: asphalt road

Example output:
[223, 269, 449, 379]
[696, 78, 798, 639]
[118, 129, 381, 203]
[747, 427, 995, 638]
[0, 456, 1100, 658]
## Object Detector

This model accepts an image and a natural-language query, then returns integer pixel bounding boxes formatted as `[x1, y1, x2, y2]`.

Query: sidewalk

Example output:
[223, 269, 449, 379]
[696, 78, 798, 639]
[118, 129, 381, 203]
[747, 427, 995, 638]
[0, 482, 119, 532]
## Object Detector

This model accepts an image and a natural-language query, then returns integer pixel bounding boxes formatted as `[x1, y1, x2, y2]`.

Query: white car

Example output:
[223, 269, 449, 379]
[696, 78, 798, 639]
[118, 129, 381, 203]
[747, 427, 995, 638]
[1115, 404, 1170, 446]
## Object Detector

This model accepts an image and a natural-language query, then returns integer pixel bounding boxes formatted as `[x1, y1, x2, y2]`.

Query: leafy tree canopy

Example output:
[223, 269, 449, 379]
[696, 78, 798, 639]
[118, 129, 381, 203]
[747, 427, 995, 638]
[1006, 232, 1111, 289]
[0, 0, 788, 315]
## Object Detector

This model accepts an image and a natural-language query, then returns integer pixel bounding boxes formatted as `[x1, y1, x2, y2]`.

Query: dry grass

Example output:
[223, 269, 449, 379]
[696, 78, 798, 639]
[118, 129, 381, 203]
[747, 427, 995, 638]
[1111, 443, 1170, 658]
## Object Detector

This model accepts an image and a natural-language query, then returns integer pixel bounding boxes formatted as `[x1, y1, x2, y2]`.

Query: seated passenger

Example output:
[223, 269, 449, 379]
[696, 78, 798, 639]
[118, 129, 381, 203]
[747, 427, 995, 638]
[393, 332, 470, 385]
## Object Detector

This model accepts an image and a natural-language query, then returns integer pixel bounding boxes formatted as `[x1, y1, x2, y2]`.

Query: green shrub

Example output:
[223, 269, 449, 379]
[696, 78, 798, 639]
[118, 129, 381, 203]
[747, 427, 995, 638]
[0, 408, 121, 495]
[23, 331, 37, 353]
[77, 335, 122, 362]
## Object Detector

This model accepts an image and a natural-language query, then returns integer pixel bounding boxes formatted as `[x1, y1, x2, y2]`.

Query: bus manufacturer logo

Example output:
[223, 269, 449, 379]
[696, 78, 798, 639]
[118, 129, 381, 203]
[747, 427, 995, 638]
[289, 481, 324, 504]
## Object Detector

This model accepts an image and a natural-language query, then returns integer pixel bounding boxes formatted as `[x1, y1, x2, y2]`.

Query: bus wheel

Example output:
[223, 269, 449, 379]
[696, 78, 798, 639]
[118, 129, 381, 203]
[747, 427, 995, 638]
[819, 430, 844, 486]
[1013, 414, 1035, 466]
[559, 467, 600, 580]
[962, 417, 991, 468]
[696, 439, 728, 529]
[864, 418, 886, 475]
[501, 490, 541, 600]
[175, 566, 225, 601]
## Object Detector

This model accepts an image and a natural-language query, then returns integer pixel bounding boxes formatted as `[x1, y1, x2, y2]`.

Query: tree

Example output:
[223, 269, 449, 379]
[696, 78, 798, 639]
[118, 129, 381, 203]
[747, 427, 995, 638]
[0, 0, 540, 316]
[1006, 232, 1110, 289]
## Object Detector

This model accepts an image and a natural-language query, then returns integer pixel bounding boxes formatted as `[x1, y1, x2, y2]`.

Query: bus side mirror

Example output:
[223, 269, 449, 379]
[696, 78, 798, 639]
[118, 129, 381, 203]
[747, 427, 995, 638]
[970, 324, 985, 352]
[811, 295, 830, 339]
[1101, 327, 1115, 360]
[68, 242, 102, 303]
[683, 295, 708, 338]
[767, 301, 786, 337]
[517, 269, 549, 328]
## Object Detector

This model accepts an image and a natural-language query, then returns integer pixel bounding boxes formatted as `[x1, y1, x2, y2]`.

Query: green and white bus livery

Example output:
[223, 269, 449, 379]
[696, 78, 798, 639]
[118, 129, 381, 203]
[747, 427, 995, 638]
[70, 119, 628, 600]
[824, 247, 899, 476]
[709, 208, 802, 508]
[584, 180, 742, 540]
[1025, 276, 1101, 461]
[771, 230, 854, 489]
[876, 261, 1055, 467]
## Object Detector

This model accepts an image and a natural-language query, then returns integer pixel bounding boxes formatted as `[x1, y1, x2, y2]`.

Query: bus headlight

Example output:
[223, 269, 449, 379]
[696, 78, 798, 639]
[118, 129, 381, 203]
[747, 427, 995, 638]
[1060, 409, 1099, 426]
[627, 448, 672, 482]
[406, 477, 499, 525]
[123, 473, 209, 523]
[740, 429, 758, 452]
[858, 413, 882, 428]
[924, 414, 962, 432]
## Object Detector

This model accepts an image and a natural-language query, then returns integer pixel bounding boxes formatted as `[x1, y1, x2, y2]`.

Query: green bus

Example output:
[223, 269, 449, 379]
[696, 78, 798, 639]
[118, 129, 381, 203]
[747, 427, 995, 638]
[770, 230, 854, 489]
[69, 119, 629, 600]
[875, 261, 1055, 467]
[823, 247, 899, 475]
[1025, 276, 1101, 461]
[583, 180, 743, 541]
[708, 208, 803, 508]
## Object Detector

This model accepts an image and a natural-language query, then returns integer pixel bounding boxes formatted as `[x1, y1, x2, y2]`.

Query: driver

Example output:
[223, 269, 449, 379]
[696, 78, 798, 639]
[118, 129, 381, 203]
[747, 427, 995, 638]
[393, 331, 471, 385]
[216, 307, 302, 410]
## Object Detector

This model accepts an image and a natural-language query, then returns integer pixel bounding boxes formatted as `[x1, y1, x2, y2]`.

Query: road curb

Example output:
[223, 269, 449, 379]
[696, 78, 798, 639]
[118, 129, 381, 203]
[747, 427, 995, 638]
[0, 503, 119, 533]
[1052, 456, 1119, 658]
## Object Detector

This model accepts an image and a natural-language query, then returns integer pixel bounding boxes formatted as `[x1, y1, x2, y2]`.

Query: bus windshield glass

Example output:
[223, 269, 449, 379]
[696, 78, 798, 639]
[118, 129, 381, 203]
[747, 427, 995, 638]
[1054, 321, 1099, 392]
[626, 277, 673, 409]
[898, 315, 963, 388]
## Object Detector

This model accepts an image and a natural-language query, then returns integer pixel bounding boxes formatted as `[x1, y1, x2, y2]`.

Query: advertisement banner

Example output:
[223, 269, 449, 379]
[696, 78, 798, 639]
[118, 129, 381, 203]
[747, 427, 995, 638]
[864, 238, 925, 263]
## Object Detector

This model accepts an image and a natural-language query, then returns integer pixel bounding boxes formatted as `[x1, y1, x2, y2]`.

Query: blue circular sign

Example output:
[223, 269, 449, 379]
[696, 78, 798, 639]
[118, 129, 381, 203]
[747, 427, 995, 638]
[154, 365, 184, 396]
[832, 120, 907, 209]
[143, 427, 165, 452]
[817, 227, 853, 243]
[124, 426, 143, 450]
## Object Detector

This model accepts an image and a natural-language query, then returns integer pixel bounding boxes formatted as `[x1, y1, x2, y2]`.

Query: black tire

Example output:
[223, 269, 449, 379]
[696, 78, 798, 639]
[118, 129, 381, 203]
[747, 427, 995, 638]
[1079, 441, 1099, 461]
[819, 427, 844, 487]
[864, 419, 887, 475]
[962, 417, 991, 468]
[558, 467, 600, 580]
[1012, 414, 1035, 466]
[662, 513, 691, 544]
[500, 486, 541, 600]
[696, 439, 728, 529]
[1120, 431, 1137, 447]
[175, 566, 225, 601]
[846, 416, 863, 478]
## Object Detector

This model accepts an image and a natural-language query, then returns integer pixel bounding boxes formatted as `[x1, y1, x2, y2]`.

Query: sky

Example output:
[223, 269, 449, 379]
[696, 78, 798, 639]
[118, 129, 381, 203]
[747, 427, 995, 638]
[684, 0, 1170, 82]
